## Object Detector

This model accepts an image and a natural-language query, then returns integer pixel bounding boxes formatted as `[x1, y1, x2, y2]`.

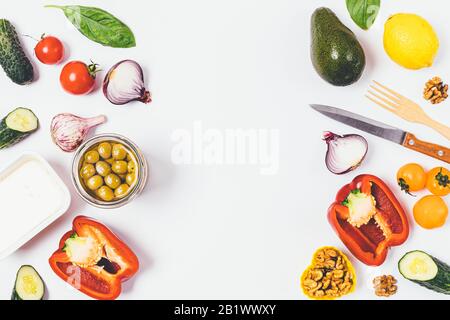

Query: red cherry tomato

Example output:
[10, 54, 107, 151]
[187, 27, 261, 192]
[35, 35, 64, 65]
[60, 61, 98, 95]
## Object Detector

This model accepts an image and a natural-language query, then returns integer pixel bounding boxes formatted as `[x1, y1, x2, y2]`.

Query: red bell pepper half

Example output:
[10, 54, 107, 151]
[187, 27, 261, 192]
[49, 216, 139, 300]
[328, 174, 409, 266]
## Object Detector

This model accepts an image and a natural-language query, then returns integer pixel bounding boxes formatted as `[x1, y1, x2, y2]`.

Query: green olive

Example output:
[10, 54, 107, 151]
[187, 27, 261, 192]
[97, 186, 115, 202]
[115, 184, 130, 198]
[105, 158, 115, 165]
[95, 161, 111, 177]
[127, 153, 133, 161]
[127, 160, 136, 173]
[85, 150, 100, 164]
[112, 161, 128, 174]
[112, 144, 127, 160]
[86, 175, 104, 191]
[80, 164, 96, 180]
[126, 173, 136, 186]
[104, 174, 121, 189]
[98, 142, 112, 159]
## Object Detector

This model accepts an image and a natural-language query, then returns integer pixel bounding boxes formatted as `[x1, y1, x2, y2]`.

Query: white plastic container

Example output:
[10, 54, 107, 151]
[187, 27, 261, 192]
[0, 153, 71, 260]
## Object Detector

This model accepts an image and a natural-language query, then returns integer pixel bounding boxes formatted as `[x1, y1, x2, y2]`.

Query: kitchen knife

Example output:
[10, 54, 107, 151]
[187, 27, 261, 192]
[310, 104, 450, 164]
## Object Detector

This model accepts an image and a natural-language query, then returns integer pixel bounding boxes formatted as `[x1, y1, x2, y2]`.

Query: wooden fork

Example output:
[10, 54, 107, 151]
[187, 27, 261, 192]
[366, 80, 450, 141]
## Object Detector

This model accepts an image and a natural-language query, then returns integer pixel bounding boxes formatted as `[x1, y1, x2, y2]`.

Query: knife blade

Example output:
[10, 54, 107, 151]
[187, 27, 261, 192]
[310, 104, 406, 144]
[310, 104, 450, 164]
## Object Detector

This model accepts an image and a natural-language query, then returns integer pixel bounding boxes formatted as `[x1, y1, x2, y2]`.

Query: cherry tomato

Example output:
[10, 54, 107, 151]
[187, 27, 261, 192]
[397, 163, 426, 195]
[60, 61, 98, 95]
[35, 35, 64, 65]
[426, 167, 450, 196]
[413, 195, 448, 229]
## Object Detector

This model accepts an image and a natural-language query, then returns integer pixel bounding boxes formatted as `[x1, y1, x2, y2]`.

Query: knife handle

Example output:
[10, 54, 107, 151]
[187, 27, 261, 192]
[403, 133, 450, 164]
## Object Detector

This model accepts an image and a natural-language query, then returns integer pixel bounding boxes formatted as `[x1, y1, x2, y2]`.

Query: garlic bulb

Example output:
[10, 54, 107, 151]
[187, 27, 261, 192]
[51, 114, 107, 152]
[103, 60, 152, 105]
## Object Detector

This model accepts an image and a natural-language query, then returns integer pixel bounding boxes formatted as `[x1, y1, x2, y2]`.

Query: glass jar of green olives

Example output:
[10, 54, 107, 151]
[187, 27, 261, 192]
[72, 134, 148, 209]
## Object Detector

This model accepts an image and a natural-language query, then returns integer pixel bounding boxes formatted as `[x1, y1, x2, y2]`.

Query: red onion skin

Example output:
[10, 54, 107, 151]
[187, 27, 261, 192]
[103, 60, 152, 106]
[324, 131, 368, 175]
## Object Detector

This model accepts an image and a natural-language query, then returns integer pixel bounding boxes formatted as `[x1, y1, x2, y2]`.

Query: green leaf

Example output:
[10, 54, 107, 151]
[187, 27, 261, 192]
[346, 0, 380, 30]
[46, 5, 136, 48]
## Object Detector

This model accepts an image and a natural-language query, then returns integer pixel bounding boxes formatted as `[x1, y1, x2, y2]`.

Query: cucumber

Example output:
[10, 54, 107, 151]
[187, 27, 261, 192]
[11, 265, 45, 300]
[0, 108, 39, 149]
[399, 251, 450, 295]
[0, 19, 34, 85]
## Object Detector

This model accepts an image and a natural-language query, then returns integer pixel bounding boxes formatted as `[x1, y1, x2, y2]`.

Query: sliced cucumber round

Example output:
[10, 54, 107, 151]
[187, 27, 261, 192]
[399, 251, 438, 281]
[11, 265, 45, 300]
[399, 251, 450, 295]
[5, 108, 38, 132]
[0, 108, 39, 149]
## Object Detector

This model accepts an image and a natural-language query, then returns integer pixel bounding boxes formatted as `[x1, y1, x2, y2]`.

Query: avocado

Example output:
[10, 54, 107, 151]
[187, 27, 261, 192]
[311, 7, 366, 86]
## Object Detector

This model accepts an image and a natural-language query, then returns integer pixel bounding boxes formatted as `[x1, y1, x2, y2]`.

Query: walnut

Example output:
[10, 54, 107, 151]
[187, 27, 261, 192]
[309, 282, 323, 294]
[326, 289, 338, 297]
[333, 270, 345, 279]
[315, 251, 326, 263]
[373, 275, 398, 297]
[325, 249, 337, 258]
[311, 270, 323, 281]
[340, 284, 352, 294]
[323, 259, 336, 269]
[302, 247, 355, 300]
[303, 279, 318, 289]
[344, 272, 351, 283]
[315, 290, 325, 298]
[339, 282, 351, 291]
[424, 77, 448, 105]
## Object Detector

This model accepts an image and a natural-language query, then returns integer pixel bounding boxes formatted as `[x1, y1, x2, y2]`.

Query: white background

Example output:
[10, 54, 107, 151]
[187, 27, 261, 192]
[0, 0, 449, 300]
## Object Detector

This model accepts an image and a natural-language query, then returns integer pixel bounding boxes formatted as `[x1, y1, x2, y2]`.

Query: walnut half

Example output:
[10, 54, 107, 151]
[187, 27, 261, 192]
[373, 275, 398, 297]
[424, 77, 448, 105]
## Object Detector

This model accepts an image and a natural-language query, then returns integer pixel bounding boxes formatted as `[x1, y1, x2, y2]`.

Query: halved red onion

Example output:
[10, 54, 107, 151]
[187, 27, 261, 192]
[323, 131, 368, 175]
[103, 60, 152, 105]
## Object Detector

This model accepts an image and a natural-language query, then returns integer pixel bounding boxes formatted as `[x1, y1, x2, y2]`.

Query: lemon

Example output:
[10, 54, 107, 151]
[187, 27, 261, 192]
[384, 13, 439, 70]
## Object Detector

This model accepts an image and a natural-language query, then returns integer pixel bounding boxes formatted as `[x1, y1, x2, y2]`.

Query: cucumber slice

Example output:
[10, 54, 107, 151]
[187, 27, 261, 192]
[5, 108, 38, 132]
[0, 108, 39, 149]
[399, 251, 450, 295]
[11, 265, 45, 300]
[399, 251, 438, 281]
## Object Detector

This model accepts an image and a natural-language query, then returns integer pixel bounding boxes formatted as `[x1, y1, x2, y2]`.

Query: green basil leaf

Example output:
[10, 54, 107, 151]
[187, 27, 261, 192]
[46, 5, 136, 48]
[346, 0, 380, 30]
